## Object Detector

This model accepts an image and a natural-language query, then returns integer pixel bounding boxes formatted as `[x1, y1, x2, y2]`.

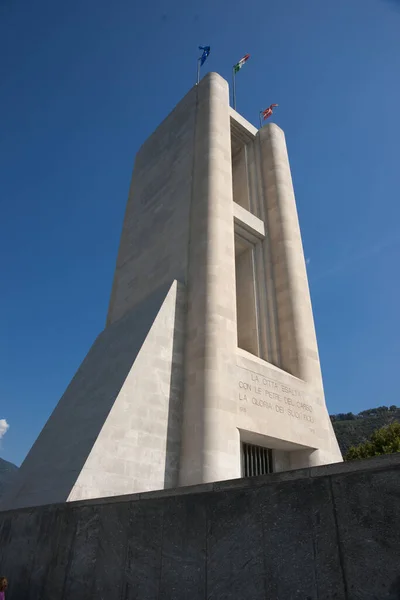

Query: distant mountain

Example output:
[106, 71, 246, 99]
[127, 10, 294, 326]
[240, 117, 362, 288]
[0, 457, 18, 499]
[331, 406, 400, 456]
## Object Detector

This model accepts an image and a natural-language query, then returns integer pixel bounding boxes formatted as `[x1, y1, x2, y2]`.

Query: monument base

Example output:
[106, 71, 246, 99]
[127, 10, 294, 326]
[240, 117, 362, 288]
[0, 454, 399, 600]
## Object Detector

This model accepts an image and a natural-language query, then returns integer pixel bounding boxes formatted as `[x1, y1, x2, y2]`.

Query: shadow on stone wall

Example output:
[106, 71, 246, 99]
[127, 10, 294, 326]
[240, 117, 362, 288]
[163, 281, 186, 489]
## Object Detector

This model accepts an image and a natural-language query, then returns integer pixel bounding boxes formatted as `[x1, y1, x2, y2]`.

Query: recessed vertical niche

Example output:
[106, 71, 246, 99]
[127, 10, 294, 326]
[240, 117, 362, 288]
[231, 121, 251, 211]
[235, 234, 259, 356]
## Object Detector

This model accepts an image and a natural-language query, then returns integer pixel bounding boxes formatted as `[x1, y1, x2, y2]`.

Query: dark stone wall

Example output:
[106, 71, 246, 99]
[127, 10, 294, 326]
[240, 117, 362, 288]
[1, 454, 400, 600]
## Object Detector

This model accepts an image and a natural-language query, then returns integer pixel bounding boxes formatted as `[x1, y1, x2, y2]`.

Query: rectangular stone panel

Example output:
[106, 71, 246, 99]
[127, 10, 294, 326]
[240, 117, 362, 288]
[27, 507, 67, 600]
[123, 499, 163, 600]
[206, 488, 266, 600]
[260, 477, 345, 600]
[41, 507, 77, 600]
[62, 505, 101, 600]
[0, 508, 40, 599]
[160, 494, 207, 600]
[92, 502, 131, 600]
[331, 468, 400, 600]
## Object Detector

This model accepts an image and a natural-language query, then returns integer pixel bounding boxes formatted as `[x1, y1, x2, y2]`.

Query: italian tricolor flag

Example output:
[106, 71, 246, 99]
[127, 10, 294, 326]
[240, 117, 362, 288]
[233, 54, 250, 74]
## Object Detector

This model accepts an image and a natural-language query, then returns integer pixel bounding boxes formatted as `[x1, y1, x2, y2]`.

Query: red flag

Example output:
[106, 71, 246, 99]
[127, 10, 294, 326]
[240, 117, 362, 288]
[262, 104, 279, 120]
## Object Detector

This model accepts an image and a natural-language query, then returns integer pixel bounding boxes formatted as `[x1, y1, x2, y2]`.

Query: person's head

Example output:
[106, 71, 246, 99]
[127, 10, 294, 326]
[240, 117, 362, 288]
[0, 577, 8, 592]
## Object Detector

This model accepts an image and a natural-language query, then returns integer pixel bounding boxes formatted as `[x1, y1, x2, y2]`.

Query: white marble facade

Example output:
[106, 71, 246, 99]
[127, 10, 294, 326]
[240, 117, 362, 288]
[0, 72, 341, 511]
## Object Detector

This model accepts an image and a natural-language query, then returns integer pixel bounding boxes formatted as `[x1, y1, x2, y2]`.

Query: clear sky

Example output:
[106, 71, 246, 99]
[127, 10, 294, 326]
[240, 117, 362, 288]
[1, 0, 400, 466]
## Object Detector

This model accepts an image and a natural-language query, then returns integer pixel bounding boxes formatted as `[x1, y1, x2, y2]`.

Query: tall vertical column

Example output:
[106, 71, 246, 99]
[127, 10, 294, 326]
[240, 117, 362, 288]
[258, 124, 323, 390]
[179, 73, 239, 486]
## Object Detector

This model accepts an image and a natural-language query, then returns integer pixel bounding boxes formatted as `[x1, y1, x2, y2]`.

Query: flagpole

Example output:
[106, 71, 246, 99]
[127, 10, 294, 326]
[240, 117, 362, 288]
[232, 67, 237, 110]
[196, 58, 201, 85]
[259, 111, 263, 129]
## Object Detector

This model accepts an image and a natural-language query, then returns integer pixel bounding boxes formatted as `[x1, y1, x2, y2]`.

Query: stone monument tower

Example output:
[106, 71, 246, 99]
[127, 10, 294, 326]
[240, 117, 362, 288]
[1, 72, 341, 511]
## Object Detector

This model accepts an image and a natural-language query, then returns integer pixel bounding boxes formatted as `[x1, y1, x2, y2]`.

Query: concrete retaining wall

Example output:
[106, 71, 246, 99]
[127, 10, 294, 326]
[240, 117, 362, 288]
[0, 454, 399, 600]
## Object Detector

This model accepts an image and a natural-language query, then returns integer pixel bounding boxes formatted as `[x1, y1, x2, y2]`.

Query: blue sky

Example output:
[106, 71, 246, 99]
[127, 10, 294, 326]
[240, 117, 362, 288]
[1, 0, 400, 465]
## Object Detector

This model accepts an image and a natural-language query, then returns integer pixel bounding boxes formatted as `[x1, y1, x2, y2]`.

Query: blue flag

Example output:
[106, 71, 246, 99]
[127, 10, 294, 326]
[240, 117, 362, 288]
[199, 45, 211, 66]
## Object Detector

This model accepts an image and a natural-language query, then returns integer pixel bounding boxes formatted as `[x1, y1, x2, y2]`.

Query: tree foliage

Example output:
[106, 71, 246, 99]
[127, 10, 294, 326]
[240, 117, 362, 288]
[330, 412, 355, 422]
[331, 406, 400, 455]
[345, 422, 400, 461]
